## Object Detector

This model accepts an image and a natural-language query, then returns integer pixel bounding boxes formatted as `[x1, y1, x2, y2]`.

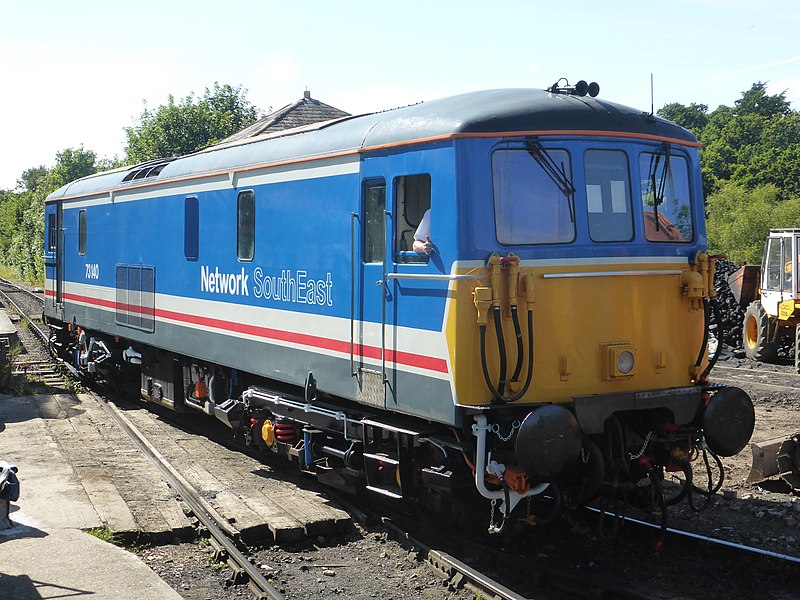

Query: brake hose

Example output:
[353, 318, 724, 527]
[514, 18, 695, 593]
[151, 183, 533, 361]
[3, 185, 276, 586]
[701, 298, 724, 379]
[510, 305, 524, 382]
[695, 298, 711, 369]
[493, 306, 507, 395]
[480, 309, 535, 403]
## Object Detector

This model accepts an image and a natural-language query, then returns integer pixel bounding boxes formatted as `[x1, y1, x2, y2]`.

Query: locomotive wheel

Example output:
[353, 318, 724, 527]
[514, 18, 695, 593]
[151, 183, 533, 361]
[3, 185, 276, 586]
[743, 301, 779, 362]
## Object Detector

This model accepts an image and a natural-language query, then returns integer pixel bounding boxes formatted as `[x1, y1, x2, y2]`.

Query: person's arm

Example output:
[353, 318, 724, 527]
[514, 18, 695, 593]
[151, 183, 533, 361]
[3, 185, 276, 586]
[413, 210, 433, 254]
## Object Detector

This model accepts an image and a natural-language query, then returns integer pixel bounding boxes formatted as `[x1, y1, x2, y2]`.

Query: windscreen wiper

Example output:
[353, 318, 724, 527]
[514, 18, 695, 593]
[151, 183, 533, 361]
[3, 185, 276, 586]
[525, 138, 575, 222]
[648, 144, 671, 232]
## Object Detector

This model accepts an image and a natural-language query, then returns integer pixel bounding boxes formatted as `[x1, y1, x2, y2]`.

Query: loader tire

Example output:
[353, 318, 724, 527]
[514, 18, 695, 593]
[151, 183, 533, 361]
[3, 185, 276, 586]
[743, 301, 779, 362]
[795, 324, 800, 374]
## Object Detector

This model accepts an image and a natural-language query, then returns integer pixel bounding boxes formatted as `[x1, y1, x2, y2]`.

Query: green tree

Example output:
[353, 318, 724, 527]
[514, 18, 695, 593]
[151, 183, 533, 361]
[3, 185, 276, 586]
[0, 192, 29, 262]
[48, 147, 100, 190]
[658, 102, 709, 135]
[732, 81, 791, 118]
[0, 146, 104, 284]
[666, 83, 800, 201]
[706, 182, 800, 264]
[124, 83, 261, 164]
[16, 166, 49, 195]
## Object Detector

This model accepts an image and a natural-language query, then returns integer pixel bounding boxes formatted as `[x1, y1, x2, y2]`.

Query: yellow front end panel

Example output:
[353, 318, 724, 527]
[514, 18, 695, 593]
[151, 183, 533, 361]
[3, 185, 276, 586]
[446, 262, 706, 406]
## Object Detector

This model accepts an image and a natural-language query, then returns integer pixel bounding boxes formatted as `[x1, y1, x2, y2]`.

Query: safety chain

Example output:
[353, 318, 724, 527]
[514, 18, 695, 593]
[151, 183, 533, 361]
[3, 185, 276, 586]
[490, 419, 521, 442]
[629, 430, 653, 460]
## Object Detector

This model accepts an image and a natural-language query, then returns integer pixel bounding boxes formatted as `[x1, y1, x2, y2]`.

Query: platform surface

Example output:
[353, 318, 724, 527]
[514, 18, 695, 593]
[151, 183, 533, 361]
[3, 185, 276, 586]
[0, 390, 350, 543]
[0, 308, 16, 336]
[0, 393, 182, 599]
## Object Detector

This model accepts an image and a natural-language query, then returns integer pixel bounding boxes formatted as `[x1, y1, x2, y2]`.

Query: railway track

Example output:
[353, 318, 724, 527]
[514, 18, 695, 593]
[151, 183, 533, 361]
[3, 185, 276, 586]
[95, 392, 285, 600]
[0, 277, 68, 389]
[378, 493, 800, 600]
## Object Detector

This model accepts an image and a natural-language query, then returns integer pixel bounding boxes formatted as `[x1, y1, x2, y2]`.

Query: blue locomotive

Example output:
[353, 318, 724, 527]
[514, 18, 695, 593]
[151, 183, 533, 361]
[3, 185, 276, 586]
[44, 82, 755, 532]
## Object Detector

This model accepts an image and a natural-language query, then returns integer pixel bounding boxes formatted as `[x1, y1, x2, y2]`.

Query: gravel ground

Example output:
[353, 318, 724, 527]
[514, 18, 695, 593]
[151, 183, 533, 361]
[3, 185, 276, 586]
[136, 523, 476, 600]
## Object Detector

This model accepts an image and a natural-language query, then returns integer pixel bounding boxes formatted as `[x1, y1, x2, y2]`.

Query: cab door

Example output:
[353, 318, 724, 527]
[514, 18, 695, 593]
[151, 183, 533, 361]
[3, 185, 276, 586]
[44, 202, 64, 308]
[761, 235, 793, 317]
[352, 167, 395, 410]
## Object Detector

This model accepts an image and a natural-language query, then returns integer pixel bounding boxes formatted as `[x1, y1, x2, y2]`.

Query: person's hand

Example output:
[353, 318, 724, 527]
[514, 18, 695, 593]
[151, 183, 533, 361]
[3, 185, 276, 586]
[414, 235, 435, 254]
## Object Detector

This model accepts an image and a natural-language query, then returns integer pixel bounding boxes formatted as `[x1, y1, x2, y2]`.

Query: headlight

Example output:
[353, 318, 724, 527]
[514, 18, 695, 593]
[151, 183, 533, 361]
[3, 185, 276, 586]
[616, 350, 635, 374]
[602, 343, 636, 379]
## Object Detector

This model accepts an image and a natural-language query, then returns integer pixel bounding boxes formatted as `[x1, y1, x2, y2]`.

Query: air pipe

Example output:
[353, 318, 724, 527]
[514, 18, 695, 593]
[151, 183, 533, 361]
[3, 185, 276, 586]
[475, 261, 536, 403]
[472, 414, 548, 520]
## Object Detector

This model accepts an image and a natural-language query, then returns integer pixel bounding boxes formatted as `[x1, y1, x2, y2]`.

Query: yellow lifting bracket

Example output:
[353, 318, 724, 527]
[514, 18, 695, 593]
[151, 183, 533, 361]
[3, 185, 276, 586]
[681, 252, 717, 310]
[473, 252, 536, 324]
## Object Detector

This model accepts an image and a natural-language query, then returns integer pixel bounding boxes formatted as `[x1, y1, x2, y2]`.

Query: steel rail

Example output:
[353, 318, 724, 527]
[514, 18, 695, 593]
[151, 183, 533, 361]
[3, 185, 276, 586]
[95, 394, 285, 600]
[0, 286, 49, 345]
[584, 506, 800, 565]
[0, 277, 46, 307]
[380, 518, 528, 600]
[379, 512, 653, 600]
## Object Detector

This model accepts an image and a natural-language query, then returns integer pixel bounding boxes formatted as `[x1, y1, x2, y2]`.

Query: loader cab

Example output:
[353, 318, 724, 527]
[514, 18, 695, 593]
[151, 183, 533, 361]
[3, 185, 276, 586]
[732, 229, 800, 365]
[760, 230, 800, 318]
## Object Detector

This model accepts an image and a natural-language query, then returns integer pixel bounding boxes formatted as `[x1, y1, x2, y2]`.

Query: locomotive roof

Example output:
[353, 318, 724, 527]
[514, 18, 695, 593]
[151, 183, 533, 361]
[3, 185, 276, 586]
[47, 88, 698, 201]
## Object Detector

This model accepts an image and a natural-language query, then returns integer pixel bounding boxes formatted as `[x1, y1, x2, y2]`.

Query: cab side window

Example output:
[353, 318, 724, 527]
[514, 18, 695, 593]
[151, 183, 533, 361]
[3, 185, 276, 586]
[363, 182, 386, 264]
[48, 214, 57, 252]
[394, 174, 430, 263]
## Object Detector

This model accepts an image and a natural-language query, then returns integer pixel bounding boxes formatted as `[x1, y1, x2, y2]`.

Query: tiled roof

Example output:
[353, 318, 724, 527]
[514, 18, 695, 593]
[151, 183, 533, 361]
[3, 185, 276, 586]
[220, 91, 350, 144]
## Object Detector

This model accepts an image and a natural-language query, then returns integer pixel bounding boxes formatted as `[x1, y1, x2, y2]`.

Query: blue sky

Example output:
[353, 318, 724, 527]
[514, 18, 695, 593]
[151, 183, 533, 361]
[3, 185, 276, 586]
[1, 0, 798, 190]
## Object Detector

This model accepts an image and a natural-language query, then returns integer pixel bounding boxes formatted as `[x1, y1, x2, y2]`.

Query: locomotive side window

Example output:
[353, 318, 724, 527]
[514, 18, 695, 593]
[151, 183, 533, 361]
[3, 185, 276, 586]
[78, 209, 87, 256]
[363, 182, 386, 264]
[584, 150, 633, 242]
[237, 190, 255, 261]
[639, 152, 693, 242]
[394, 174, 430, 263]
[48, 213, 57, 252]
[492, 148, 575, 244]
[184, 196, 199, 261]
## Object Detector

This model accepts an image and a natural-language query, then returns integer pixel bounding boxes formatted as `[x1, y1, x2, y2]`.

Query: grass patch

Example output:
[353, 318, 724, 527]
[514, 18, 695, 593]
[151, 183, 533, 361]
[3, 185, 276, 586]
[0, 345, 35, 396]
[85, 527, 123, 546]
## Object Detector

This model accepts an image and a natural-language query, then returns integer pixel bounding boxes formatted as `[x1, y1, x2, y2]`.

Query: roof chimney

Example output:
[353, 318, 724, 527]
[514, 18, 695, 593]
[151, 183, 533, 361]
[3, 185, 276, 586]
[304, 90, 311, 100]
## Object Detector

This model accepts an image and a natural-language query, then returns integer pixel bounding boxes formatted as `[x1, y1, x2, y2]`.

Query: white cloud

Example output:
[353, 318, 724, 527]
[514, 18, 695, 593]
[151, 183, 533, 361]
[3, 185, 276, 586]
[768, 79, 800, 109]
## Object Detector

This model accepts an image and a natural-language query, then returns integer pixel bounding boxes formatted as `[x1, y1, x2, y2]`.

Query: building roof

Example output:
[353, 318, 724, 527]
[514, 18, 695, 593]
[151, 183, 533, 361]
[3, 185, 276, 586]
[218, 91, 351, 144]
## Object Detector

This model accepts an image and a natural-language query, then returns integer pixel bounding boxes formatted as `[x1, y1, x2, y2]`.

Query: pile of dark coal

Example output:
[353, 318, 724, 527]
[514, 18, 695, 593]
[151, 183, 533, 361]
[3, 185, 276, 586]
[713, 259, 746, 353]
